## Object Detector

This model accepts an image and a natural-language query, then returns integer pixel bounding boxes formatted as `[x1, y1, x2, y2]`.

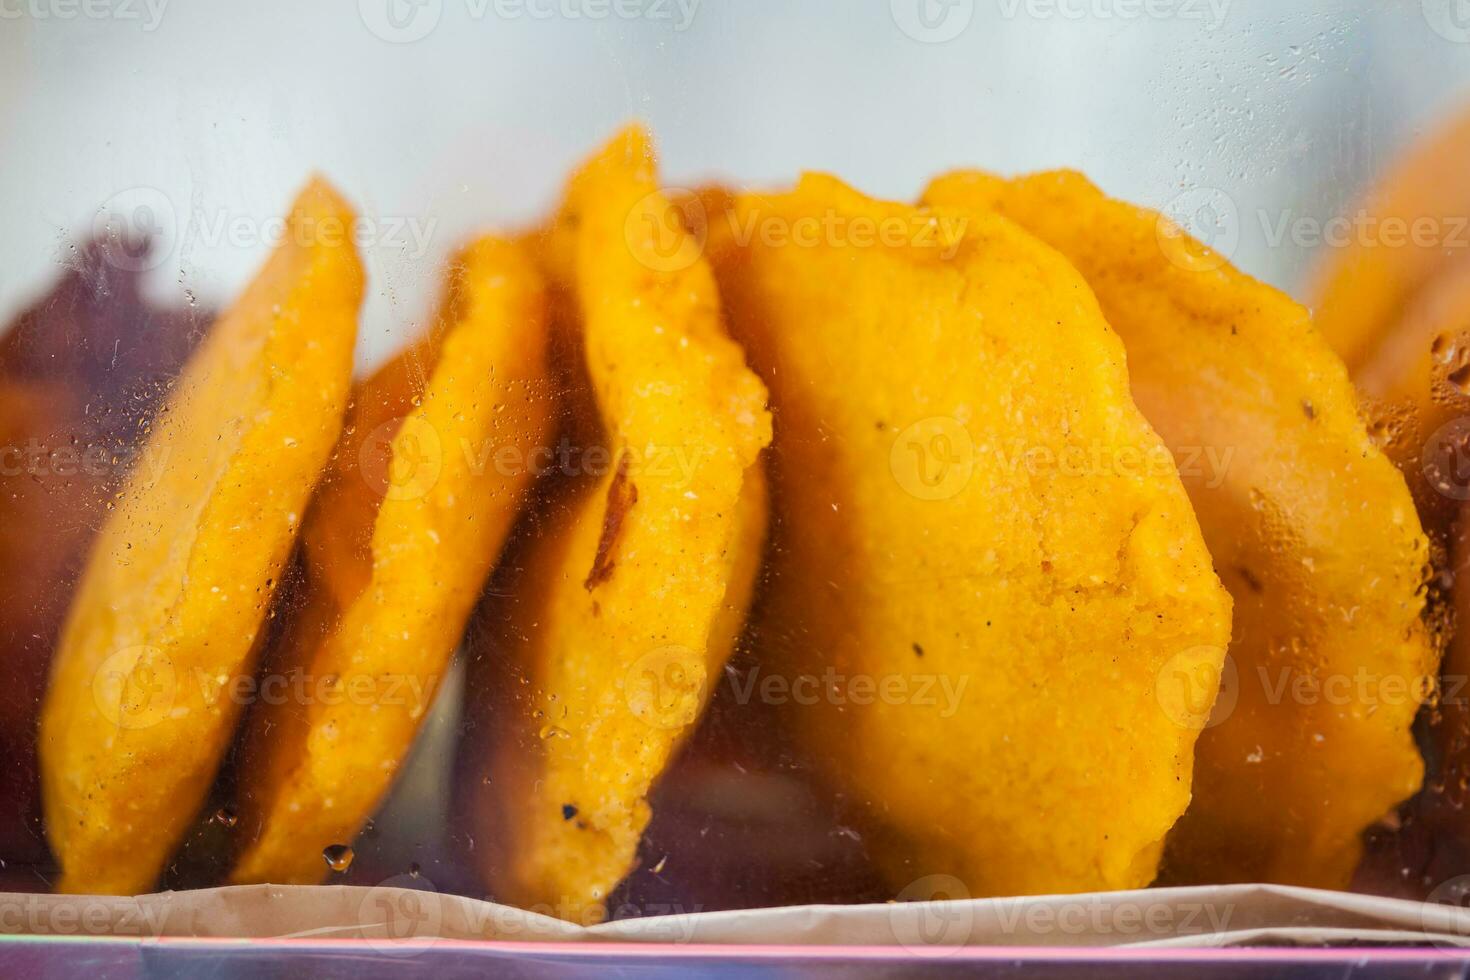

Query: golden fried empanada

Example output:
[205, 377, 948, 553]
[230, 237, 553, 885]
[707, 173, 1232, 897]
[462, 126, 771, 923]
[39, 177, 363, 895]
[925, 169, 1435, 888]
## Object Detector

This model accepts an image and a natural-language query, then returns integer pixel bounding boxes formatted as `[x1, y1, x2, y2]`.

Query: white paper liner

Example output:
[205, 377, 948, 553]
[2, 883, 1469, 949]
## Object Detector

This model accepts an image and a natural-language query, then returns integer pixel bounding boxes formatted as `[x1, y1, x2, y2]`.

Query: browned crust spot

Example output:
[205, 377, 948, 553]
[585, 450, 637, 591]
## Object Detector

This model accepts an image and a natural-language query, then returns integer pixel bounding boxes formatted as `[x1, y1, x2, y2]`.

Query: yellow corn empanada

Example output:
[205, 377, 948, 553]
[39, 177, 363, 894]
[230, 237, 553, 885]
[925, 169, 1435, 888]
[707, 173, 1232, 897]
[460, 127, 771, 923]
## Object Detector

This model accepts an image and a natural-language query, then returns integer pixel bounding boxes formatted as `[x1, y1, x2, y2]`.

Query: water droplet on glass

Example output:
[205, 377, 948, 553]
[323, 843, 355, 872]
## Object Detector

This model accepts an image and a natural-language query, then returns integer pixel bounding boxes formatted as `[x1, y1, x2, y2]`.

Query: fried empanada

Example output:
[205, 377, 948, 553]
[229, 237, 554, 885]
[462, 126, 771, 923]
[925, 169, 1435, 888]
[707, 173, 1232, 897]
[39, 177, 363, 895]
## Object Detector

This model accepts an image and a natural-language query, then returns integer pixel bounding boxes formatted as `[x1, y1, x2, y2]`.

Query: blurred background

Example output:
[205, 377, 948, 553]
[2, 0, 1469, 366]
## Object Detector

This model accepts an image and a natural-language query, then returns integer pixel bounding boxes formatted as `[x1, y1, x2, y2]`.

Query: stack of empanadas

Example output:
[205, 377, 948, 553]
[13, 124, 1449, 920]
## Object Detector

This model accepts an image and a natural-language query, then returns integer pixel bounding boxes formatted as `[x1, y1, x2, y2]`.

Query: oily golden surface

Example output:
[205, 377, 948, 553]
[1309, 106, 1470, 368]
[38, 177, 363, 895]
[925, 169, 1436, 888]
[230, 238, 554, 885]
[467, 127, 771, 922]
[709, 173, 1232, 897]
